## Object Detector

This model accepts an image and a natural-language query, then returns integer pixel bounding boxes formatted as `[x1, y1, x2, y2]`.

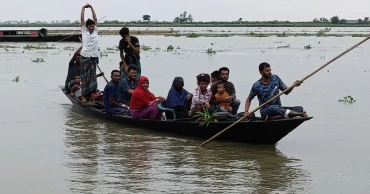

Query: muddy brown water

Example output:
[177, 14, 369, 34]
[1, 34, 370, 193]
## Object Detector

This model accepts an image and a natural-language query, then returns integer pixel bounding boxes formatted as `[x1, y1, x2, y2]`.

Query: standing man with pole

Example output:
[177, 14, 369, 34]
[118, 27, 141, 80]
[79, 3, 99, 102]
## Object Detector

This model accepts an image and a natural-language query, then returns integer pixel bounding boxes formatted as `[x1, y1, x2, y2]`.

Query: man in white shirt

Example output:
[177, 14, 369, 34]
[79, 3, 99, 102]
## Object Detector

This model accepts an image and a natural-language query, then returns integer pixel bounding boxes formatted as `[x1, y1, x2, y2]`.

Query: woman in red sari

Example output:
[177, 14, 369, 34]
[130, 76, 165, 120]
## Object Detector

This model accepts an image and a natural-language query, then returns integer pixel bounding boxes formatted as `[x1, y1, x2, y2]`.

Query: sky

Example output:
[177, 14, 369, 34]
[2, 0, 370, 22]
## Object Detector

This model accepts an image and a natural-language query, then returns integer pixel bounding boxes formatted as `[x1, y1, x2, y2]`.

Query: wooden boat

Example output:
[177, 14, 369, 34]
[60, 86, 312, 144]
[0, 28, 81, 42]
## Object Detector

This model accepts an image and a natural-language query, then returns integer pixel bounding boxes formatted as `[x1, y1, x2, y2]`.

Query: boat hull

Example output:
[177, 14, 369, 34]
[60, 86, 312, 144]
[0, 34, 81, 42]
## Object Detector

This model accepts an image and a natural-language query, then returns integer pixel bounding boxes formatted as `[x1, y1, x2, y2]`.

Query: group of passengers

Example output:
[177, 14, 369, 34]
[102, 66, 241, 120]
[64, 3, 308, 121]
[101, 64, 308, 121]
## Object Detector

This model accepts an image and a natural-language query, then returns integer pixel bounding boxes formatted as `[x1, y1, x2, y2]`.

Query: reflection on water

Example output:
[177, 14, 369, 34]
[63, 106, 310, 193]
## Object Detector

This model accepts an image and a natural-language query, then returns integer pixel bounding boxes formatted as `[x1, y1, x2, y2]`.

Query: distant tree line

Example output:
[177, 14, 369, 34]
[313, 16, 369, 24]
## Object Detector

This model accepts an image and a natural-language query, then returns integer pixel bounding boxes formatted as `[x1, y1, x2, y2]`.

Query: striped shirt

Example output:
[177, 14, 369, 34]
[80, 26, 99, 58]
[190, 87, 212, 109]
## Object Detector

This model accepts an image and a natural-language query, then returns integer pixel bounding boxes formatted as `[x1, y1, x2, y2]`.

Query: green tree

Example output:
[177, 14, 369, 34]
[174, 17, 180, 23]
[188, 14, 193, 22]
[142, 15, 151, 21]
[330, 16, 340, 24]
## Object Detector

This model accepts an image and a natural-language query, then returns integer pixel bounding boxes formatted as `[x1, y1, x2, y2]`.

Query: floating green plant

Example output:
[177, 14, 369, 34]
[100, 52, 108, 57]
[186, 33, 200, 38]
[24, 44, 55, 50]
[106, 46, 119, 51]
[63, 46, 76, 51]
[0, 44, 20, 49]
[167, 45, 174, 51]
[277, 44, 290, 48]
[194, 105, 219, 127]
[338, 95, 356, 103]
[277, 32, 288, 37]
[304, 44, 312, 49]
[12, 76, 20, 83]
[141, 44, 152, 51]
[31, 58, 45, 63]
[317, 28, 331, 36]
[206, 48, 216, 54]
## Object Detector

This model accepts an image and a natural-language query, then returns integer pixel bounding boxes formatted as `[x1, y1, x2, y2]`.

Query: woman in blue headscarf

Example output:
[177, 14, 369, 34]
[165, 77, 192, 119]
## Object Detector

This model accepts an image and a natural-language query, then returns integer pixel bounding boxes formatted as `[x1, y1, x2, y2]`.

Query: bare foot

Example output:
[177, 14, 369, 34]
[302, 112, 308, 117]
[81, 97, 87, 103]
[265, 115, 269, 121]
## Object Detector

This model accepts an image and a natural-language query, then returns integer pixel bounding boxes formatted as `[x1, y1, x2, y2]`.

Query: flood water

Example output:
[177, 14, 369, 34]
[1, 33, 370, 193]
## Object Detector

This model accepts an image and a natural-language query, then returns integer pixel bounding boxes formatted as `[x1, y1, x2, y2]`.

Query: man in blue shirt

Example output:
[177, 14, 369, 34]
[103, 70, 130, 115]
[118, 66, 138, 105]
[244, 62, 308, 120]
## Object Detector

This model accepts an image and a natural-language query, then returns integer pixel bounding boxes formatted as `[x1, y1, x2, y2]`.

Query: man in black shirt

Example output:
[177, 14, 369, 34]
[118, 27, 141, 80]
[210, 67, 241, 115]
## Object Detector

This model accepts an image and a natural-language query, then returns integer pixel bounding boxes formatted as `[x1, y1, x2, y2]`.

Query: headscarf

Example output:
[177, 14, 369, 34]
[196, 73, 210, 83]
[130, 76, 156, 109]
[165, 77, 189, 108]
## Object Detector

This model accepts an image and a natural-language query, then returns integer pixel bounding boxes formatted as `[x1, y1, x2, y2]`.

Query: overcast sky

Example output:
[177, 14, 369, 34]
[2, 0, 370, 22]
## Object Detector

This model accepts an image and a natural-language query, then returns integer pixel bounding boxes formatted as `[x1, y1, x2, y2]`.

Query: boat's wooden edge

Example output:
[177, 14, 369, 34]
[59, 85, 313, 123]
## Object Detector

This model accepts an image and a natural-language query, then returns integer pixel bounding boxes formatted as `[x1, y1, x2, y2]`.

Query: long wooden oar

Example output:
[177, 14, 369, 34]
[57, 16, 106, 42]
[199, 36, 370, 147]
[78, 37, 109, 83]
[97, 63, 108, 83]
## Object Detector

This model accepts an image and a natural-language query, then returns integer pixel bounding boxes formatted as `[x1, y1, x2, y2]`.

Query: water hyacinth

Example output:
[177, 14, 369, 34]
[338, 95, 356, 103]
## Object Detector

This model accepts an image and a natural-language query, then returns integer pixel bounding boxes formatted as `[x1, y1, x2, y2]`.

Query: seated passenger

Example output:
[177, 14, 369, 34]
[103, 70, 130, 115]
[207, 70, 220, 90]
[210, 67, 241, 115]
[130, 76, 165, 120]
[189, 73, 212, 116]
[165, 77, 192, 119]
[214, 82, 232, 113]
[70, 75, 87, 102]
[118, 66, 138, 106]
[244, 62, 308, 120]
